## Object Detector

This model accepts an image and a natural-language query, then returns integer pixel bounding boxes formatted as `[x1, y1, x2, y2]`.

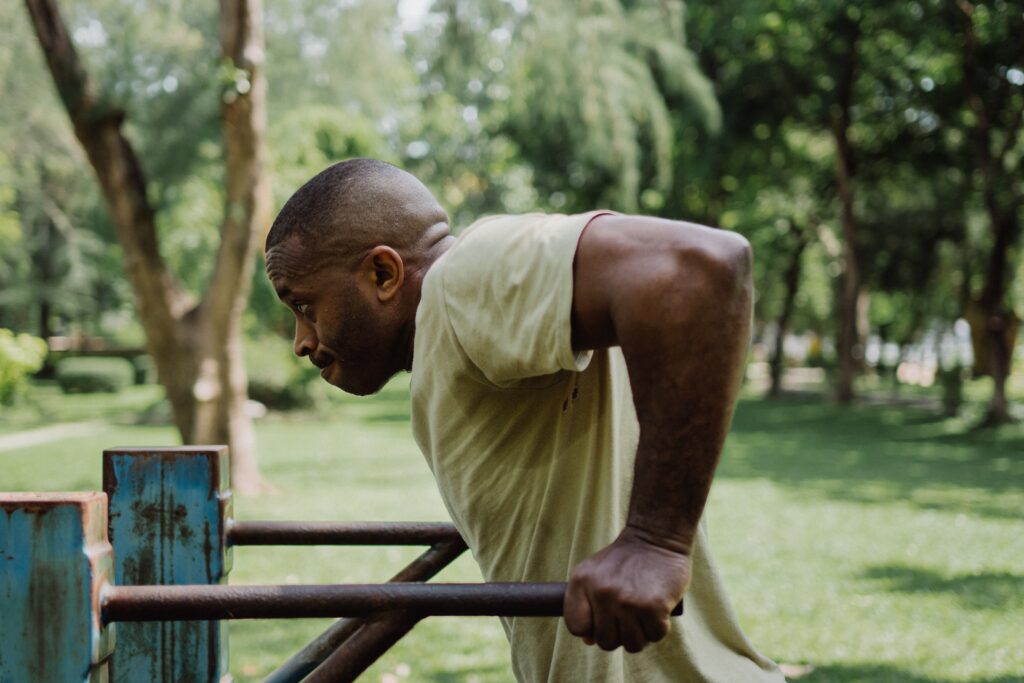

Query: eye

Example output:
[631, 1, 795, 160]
[294, 301, 309, 315]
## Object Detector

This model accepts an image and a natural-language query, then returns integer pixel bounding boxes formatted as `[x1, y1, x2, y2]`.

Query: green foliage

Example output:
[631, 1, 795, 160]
[502, 0, 719, 211]
[244, 335, 318, 410]
[55, 356, 134, 394]
[6, 0, 1021, 413]
[0, 329, 47, 405]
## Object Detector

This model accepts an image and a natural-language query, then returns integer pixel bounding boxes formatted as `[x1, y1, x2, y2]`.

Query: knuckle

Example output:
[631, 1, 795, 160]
[624, 640, 645, 654]
[649, 620, 670, 642]
[592, 583, 617, 602]
[565, 620, 587, 637]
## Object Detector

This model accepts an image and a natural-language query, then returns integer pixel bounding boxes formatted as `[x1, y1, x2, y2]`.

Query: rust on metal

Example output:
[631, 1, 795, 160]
[104, 582, 684, 622]
[304, 612, 423, 683]
[265, 536, 468, 683]
[105, 582, 573, 621]
[227, 520, 462, 546]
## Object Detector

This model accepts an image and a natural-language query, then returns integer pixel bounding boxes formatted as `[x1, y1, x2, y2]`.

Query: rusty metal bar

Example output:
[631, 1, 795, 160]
[104, 582, 682, 622]
[304, 612, 423, 683]
[104, 582, 573, 621]
[265, 537, 468, 683]
[227, 521, 461, 546]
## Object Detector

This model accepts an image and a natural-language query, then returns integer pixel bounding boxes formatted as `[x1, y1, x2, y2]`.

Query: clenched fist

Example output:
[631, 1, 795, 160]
[563, 527, 691, 653]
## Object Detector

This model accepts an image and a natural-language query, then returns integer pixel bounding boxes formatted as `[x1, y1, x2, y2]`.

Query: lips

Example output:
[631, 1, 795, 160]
[311, 353, 335, 371]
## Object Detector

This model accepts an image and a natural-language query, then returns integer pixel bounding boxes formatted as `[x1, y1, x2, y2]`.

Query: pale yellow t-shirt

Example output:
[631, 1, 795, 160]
[410, 212, 784, 683]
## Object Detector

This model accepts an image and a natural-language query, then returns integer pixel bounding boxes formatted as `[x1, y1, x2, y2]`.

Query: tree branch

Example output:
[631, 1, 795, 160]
[201, 0, 271, 330]
[996, 98, 1023, 164]
[24, 0, 187, 334]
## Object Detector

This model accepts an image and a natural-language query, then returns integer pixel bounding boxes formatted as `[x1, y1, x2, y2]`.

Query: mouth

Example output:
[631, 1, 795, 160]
[311, 353, 335, 371]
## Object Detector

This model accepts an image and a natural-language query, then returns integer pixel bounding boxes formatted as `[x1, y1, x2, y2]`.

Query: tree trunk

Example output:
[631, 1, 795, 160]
[25, 0, 270, 491]
[832, 12, 861, 405]
[958, 0, 1021, 426]
[768, 225, 810, 399]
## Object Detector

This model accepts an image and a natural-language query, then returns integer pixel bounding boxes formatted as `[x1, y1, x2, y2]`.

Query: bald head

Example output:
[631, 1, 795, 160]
[266, 159, 449, 273]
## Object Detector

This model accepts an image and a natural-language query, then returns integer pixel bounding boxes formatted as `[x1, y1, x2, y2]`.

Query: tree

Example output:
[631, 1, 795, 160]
[954, 0, 1022, 425]
[410, 0, 719, 221]
[25, 0, 271, 491]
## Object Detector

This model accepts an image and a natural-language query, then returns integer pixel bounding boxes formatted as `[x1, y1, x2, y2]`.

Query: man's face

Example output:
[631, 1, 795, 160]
[266, 238, 404, 396]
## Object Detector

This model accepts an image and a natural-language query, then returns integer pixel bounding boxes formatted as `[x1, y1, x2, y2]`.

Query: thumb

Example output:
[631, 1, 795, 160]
[563, 577, 594, 643]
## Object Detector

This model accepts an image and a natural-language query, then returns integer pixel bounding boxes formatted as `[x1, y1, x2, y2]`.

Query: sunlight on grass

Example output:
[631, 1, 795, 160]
[2, 380, 1022, 682]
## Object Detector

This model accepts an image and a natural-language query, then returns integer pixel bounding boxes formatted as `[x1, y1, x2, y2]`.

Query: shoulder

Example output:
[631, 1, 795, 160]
[442, 211, 614, 282]
[421, 211, 612, 386]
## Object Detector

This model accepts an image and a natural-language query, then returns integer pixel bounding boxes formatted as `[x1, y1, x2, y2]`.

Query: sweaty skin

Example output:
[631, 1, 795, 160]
[267, 206, 751, 655]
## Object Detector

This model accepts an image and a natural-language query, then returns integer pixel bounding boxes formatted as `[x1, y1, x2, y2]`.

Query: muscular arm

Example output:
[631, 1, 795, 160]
[564, 214, 753, 652]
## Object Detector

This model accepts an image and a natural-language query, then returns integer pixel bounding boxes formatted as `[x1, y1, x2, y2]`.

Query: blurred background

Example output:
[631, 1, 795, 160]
[1, 1, 1022, 681]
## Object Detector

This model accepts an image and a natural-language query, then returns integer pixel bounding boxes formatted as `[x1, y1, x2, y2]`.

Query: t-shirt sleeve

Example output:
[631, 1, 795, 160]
[439, 211, 611, 387]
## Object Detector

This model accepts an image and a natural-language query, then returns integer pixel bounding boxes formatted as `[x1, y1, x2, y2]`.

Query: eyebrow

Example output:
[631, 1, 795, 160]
[275, 286, 292, 299]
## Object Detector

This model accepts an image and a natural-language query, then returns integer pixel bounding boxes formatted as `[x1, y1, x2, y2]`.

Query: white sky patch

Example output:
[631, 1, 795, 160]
[301, 35, 329, 59]
[397, 0, 432, 33]
[74, 19, 108, 48]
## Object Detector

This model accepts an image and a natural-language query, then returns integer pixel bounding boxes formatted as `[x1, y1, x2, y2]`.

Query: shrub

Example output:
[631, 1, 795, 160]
[132, 354, 156, 385]
[0, 329, 48, 405]
[56, 357, 135, 394]
[245, 336, 318, 410]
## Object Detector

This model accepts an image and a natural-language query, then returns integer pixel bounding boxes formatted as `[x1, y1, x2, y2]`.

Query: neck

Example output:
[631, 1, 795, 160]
[400, 226, 455, 371]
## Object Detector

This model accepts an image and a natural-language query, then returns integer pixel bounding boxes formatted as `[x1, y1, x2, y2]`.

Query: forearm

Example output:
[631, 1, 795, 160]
[565, 215, 752, 650]
[618, 240, 752, 553]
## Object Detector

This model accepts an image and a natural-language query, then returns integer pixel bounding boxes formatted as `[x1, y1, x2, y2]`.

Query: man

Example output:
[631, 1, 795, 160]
[265, 158, 784, 682]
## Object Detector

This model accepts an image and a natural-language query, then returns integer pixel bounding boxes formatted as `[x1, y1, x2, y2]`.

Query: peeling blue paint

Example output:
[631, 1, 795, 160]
[103, 447, 231, 683]
[0, 493, 115, 683]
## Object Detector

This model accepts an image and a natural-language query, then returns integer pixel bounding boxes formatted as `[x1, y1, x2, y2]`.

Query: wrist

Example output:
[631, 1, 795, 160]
[621, 522, 694, 556]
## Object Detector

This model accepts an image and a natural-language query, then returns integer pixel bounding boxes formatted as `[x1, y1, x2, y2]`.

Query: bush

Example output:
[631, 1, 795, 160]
[0, 329, 48, 405]
[245, 336, 318, 410]
[56, 357, 135, 394]
[131, 354, 156, 385]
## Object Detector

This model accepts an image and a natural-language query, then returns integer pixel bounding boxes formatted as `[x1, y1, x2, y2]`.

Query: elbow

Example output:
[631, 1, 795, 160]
[683, 231, 752, 299]
[719, 232, 752, 286]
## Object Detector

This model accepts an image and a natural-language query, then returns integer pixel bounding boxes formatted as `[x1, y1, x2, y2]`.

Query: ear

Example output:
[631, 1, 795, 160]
[359, 246, 404, 302]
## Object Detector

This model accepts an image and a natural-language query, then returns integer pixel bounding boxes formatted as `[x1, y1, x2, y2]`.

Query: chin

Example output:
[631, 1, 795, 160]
[343, 371, 397, 397]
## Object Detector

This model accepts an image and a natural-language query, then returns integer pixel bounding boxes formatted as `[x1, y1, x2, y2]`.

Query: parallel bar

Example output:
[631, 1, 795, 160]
[304, 612, 423, 683]
[266, 537, 468, 683]
[227, 521, 461, 546]
[104, 583, 683, 622]
[104, 583, 571, 621]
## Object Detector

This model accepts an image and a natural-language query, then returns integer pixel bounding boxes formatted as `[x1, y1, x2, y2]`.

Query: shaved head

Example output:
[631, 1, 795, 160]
[265, 158, 448, 277]
[264, 159, 454, 395]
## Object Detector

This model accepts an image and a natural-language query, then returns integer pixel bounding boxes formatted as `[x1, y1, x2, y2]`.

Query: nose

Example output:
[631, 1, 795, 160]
[293, 318, 317, 358]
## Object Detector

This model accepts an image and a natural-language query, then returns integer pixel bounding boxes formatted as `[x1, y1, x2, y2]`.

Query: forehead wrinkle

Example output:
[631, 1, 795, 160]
[265, 239, 323, 287]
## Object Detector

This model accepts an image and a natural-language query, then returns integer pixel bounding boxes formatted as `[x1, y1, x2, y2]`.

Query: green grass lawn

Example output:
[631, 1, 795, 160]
[2, 379, 1022, 682]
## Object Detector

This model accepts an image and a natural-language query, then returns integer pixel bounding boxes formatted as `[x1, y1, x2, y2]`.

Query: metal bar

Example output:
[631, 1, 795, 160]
[105, 582, 571, 621]
[227, 521, 461, 546]
[103, 582, 683, 622]
[265, 537, 467, 683]
[304, 612, 423, 683]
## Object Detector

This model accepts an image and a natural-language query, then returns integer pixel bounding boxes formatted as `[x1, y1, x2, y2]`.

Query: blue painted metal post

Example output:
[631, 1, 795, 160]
[103, 446, 232, 683]
[0, 492, 115, 682]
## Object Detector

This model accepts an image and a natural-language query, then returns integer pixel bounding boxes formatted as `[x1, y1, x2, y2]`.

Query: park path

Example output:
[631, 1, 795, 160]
[0, 421, 107, 454]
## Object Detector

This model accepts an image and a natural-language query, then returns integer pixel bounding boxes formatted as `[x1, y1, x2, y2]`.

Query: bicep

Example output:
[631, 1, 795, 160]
[571, 214, 750, 352]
